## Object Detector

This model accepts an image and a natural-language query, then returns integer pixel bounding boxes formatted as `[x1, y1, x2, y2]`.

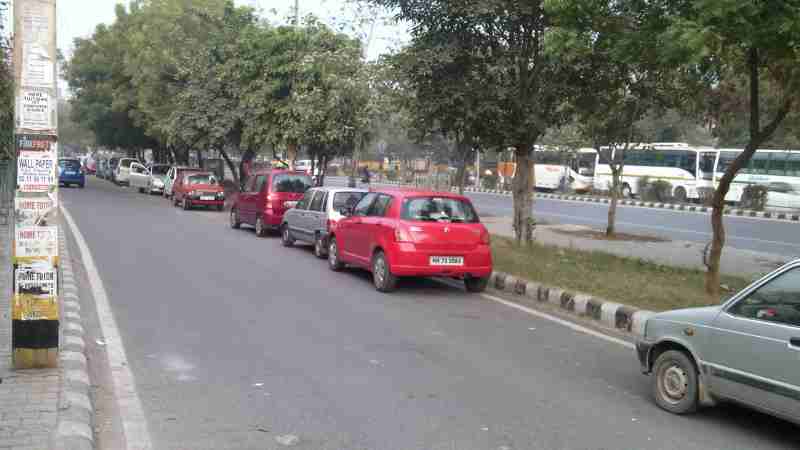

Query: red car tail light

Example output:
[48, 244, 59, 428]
[480, 229, 491, 245]
[266, 193, 275, 210]
[395, 226, 412, 243]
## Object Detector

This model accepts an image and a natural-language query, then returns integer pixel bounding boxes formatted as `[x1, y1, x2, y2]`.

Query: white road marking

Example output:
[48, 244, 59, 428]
[61, 205, 154, 450]
[481, 293, 636, 350]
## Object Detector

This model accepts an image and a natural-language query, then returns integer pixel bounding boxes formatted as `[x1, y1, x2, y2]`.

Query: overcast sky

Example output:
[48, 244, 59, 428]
[54, 0, 407, 59]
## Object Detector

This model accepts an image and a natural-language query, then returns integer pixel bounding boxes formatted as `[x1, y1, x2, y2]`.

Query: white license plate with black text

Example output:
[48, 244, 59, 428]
[430, 256, 464, 266]
[200, 196, 215, 201]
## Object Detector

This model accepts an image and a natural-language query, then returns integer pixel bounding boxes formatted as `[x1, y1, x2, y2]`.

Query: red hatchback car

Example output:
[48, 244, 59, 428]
[172, 171, 225, 210]
[230, 169, 312, 237]
[327, 188, 492, 293]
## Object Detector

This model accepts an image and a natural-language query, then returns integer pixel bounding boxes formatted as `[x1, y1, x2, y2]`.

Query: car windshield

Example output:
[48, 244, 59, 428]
[401, 197, 479, 223]
[151, 165, 170, 176]
[273, 173, 311, 193]
[186, 174, 216, 185]
[333, 192, 366, 211]
[59, 160, 81, 170]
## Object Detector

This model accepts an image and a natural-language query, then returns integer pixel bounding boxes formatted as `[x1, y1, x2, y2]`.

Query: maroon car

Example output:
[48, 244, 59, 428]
[230, 169, 312, 236]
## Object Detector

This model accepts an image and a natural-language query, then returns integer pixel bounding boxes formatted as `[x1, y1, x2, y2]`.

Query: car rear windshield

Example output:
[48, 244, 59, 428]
[186, 174, 217, 185]
[333, 192, 366, 211]
[59, 160, 81, 170]
[273, 173, 311, 193]
[151, 165, 170, 175]
[401, 197, 479, 223]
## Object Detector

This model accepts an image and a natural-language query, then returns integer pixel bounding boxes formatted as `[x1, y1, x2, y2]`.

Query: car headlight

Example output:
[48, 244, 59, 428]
[217, 192, 225, 199]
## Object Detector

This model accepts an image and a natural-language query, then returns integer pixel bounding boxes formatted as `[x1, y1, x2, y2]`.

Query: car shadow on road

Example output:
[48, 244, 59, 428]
[678, 401, 800, 446]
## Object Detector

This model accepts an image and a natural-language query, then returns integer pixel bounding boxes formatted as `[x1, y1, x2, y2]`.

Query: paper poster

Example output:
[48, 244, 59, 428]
[15, 194, 58, 227]
[21, 43, 54, 87]
[17, 134, 56, 151]
[17, 150, 56, 192]
[15, 226, 58, 258]
[13, 261, 57, 321]
[17, 88, 55, 132]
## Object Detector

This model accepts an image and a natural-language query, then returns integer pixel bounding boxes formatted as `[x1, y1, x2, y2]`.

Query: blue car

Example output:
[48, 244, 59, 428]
[59, 159, 85, 188]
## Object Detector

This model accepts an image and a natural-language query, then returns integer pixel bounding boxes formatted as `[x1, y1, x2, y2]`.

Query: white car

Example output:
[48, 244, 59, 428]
[114, 158, 140, 186]
[130, 163, 171, 195]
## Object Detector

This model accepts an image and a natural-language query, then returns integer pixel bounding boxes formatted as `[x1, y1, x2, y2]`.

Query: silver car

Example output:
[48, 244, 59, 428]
[280, 187, 367, 258]
[637, 259, 800, 424]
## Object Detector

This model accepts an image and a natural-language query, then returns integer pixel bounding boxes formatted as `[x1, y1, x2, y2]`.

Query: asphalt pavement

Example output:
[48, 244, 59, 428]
[324, 177, 800, 258]
[60, 177, 800, 450]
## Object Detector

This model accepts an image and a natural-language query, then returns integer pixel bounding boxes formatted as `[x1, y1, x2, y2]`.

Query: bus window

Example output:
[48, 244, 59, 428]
[684, 152, 697, 176]
[578, 153, 596, 176]
[700, 152, 716, 179]
[767, 152, 788, 176]
[788, 153, 800, 176]
[750, 152, 770, 174]
[717, 151, 738, 174]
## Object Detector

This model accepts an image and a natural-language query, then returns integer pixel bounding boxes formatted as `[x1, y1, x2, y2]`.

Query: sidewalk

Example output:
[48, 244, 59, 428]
[483, 216, 789, 278]
[0, 210, 60, 449]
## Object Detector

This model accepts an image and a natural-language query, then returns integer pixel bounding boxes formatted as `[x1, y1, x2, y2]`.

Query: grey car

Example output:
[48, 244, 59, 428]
[637, 259, 800, 424]
[280, 187, 367, 258]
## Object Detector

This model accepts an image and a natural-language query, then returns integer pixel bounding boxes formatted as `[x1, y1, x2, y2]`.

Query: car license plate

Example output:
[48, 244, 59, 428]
[430, 256, 464, 266]
[65, 171, 76, 175]
[284, 201, 298, 208]
[200, 196, 215, 201]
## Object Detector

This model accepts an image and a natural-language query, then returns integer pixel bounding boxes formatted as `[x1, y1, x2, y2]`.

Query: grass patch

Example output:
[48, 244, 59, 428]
[491, 236, 752, 312]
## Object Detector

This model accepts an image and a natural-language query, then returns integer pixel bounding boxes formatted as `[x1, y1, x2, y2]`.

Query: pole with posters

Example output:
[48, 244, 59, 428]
[11, 0, 59, 369]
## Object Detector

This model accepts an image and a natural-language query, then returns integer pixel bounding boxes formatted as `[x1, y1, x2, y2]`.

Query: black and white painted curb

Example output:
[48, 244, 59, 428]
[372, 180, 800, 223]
[54, 230, 94, 450]
[489, 271, 655, 338]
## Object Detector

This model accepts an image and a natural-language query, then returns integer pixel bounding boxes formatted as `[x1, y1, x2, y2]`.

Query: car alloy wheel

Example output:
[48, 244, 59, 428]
[230, 208, 241, 229]
[328, 237, 343, 271]
[372, 251, 397, 293]
[314, 235, 326, 259]
[653, 350, 698, 414]
[281, 224, 294, 247]
[255, 216, 266, 237]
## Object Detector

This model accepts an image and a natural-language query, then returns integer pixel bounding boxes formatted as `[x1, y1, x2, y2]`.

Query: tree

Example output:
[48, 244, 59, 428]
[668, 1, 800, 295]
[57, 100, 96, 150]
[372, 0, 576, 245]
[0, 0, 13, 159]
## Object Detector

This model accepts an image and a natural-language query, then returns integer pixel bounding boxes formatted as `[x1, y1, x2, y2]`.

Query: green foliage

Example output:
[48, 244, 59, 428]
[637, 176, 673, 203]
[0, 0, 13, 159]
[740, 184, 768, 211]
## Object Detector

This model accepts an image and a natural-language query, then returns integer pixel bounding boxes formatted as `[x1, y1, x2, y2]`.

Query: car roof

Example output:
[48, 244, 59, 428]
[252, 168, 309, 176]
[369, 187, 469, 200]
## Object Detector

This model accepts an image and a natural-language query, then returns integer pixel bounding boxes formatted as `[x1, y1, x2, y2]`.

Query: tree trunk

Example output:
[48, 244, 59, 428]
[197, 149, 204, 169]
[318, 154, 328, 186]
[607, 166, 621, 236]
[454, 139, 470, 195]
[219, 148, 239, 185]
[512, 145, 535, 246]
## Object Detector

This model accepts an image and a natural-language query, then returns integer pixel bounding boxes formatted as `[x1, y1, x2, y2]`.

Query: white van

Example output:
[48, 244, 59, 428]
[115, 158, 140, 185]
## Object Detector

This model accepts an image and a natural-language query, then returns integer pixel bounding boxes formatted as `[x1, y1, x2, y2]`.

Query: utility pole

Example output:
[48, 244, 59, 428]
[294, 0, 299, 26]
[11, 0, 60, 368]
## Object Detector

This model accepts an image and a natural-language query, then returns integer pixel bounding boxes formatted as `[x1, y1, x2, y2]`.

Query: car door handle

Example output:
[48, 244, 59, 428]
[789, 338, 800, 349]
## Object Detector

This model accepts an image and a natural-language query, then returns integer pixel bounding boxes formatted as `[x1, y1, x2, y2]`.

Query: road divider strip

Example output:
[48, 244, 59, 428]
[366, 179, 800, 223]
[55, 228, 94, 450]
[61, 205, 154, 450]
[488, 270, 655, 338]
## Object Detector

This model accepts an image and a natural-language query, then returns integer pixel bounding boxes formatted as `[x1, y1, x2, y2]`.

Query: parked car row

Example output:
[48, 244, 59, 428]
[228, 167, 493, 294]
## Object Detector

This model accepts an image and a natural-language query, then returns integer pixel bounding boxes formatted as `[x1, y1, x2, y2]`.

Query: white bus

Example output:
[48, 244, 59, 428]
[527, 148, 597, 192]
[593, 143, 718, 202]
[715, 149, 800, 208]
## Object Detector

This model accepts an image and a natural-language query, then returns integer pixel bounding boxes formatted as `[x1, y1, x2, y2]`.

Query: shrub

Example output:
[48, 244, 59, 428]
[385, 170, 398, 181]
[638, 176, 673, 202]
[482, 174, 498, 190]
[740, 184, 768, 211]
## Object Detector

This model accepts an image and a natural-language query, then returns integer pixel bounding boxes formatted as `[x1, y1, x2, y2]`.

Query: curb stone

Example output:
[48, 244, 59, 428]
[489, 270, 655, 337]
[54, 231, 94, 450]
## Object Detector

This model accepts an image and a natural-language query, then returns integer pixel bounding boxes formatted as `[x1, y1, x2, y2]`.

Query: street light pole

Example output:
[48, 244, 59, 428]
[294, 0, 299, 26]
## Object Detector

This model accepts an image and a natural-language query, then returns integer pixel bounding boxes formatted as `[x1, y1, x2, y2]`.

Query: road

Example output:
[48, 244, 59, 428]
[325, 177, 800, 257]
[61, 177, 800, 450]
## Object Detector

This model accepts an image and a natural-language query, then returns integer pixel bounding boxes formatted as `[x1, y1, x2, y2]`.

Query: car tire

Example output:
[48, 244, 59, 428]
[79, 184, 85, 189]
[328, 237, 344, 272]
[372, 251, 397, 293]
[674, 187, 688, 204]
[622, 183, 633, 199]
[653, 350, 699, 415]
[255, 216, 267, 238]
[230, 208, 241, 229]
[465, 276, 489, 293]
[138, 187, 145, 194]
[313, 234, 327, 259]
[183, 198, 191, 210]
[281, 224, 294, 247]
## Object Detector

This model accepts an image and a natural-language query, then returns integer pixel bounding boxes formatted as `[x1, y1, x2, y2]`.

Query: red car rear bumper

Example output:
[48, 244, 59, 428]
[389, 244, 493, 278]
[188, 199, 224, 207]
